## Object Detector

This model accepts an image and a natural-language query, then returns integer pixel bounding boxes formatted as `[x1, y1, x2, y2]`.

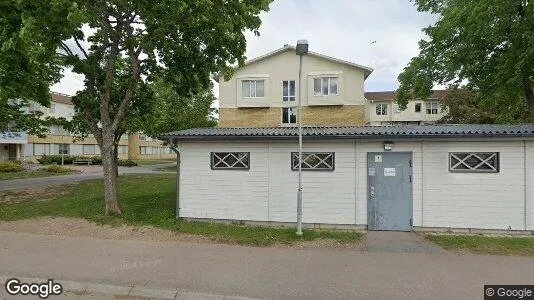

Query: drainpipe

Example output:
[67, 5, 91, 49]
[169, 138, 180, 220]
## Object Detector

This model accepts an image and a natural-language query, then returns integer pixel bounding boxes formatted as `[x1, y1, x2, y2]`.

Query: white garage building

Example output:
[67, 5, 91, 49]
[162, 124, 534, 232]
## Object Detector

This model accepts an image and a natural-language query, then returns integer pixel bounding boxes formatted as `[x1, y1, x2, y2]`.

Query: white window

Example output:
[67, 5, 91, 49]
[292, 152, 335, 171]
[118, 145, 128, 154]
[82, 144, 96, 155]
[242, 80, 265, 98]
[49, 103, 56, 113]
[139, 146, 154, 155]
[449, 152, 499, 173]
[282, 107, 298, 125]
[426, 102, 439, 114]
[376, 103, 388, 116]
[33, 143, 51, 155]
[211, 152, 250, 170]
[57, 144, 69, 155]
[313, 77, 338, 96]
[282, 80, 296, 101]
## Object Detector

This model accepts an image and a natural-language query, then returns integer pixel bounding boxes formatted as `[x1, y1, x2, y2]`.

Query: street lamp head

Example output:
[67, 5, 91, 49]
[296, 39, 309, 55]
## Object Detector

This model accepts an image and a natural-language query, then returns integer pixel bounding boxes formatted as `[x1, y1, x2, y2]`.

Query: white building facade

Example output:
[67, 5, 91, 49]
[163, 125, 534, 232]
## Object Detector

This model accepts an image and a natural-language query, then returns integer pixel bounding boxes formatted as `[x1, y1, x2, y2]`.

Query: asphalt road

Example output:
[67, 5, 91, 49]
[0, 231, 532, 300]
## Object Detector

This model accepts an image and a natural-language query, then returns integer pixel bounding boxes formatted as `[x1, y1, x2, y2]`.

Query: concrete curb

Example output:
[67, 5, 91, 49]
[0, 275, 261, 300]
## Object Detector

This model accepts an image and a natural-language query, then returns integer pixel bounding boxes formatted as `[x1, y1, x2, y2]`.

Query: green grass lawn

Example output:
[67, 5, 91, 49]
[133, 159, 176, 166]
[0, 174, 362, 246]
[0, 170, 74, 181]
[426, 234, 534, 256]
[154, 165, 177, 172]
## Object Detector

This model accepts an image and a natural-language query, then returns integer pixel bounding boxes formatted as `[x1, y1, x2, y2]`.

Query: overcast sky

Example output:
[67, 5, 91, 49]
[51, 0, 437, 98]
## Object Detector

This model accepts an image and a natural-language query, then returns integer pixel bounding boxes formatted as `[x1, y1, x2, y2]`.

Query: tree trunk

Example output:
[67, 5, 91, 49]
[101, 132, 123, 215]
[113, 143, 119, 179]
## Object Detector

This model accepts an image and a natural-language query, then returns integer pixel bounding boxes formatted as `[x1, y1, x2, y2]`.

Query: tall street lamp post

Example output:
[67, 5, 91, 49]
[295, 39, 308, 235]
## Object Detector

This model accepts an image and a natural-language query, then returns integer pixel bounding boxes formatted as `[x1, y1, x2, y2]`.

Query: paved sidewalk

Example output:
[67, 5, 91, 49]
[0, 275, 256, 300]
[365, 231, 446, 253]
[0, 231, 533, 300]
[0, 165, 175, 191]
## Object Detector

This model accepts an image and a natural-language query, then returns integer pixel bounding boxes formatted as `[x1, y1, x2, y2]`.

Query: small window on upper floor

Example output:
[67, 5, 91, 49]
[282, 107, 298, 125]
[313, 77, 338, 96]
[415, 103, 422, 112]
[426, 102, 439, 114]
[242, 80, 265, 98]
[282, 80, 296, 101]
[50, 103, 56, 113]
[376, 103, 388, 115]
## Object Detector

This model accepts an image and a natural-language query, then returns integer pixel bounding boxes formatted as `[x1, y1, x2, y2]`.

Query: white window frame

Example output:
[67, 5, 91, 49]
[242, 80, 265, 98]
[291, 152, 335, 171]
[118, 145, 128, 154]
[449, 152, 499, 173]
[82, 144, 96, 155]
[281, 107, 298, 125]
[376, 103, 388, 116]
[313, 77, 338, 96]
[426, 102, 439, 114]
[282, 80, 296, 101]
[57, 143, 69, 155]
[33, 143, 51, 155]
[211, 152, 250, 170]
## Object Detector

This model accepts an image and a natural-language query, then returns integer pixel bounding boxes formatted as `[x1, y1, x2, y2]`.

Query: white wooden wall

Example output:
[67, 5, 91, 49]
[178, 139, 533, 230]
[179, 140, 356, 224]
[527, 141, 534, 231]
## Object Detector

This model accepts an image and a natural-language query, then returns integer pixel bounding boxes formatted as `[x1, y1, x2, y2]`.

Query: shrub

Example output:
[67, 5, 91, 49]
[37, 154, 75, 165]
[43, 165, 72, 173]
[90, 156, 103, 165]
[118, 159, 137, 167]
[36, 155, 103, 165]
[0, 161, 24, 172]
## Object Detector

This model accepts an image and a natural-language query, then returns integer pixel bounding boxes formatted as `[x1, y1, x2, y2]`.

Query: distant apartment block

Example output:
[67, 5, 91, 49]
[0, 92, 173, 162]
[217, 45, 449, 128]
[365, 90, 448, 125]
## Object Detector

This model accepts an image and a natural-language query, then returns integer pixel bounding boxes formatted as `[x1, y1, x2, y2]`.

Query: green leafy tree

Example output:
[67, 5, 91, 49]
[0, 0, 271, 215]
[127, 78, 217, 137]
[397, 0, 534, 123]
[437, 87, 528, 124]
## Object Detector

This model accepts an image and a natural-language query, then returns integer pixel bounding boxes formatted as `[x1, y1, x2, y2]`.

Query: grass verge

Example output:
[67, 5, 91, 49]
[133, 159, 175, 166]
[0, 174, 362, 246]
[0, 169, 75, 181]
[425, 234, 534, 256]
[154, 165, 176, 172]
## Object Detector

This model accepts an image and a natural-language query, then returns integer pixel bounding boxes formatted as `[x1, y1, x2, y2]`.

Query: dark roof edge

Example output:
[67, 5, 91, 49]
[160, 134, 534, 141]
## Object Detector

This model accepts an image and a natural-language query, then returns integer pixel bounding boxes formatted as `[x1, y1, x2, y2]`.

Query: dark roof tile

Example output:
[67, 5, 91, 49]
[160, 124, 534, 141]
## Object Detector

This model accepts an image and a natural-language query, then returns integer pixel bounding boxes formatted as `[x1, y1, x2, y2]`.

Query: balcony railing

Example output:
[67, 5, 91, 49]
[0, 131, 28, 144]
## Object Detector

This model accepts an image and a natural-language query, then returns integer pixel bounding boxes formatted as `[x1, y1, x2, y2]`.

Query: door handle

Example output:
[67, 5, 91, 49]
[370, 186, 375, 197]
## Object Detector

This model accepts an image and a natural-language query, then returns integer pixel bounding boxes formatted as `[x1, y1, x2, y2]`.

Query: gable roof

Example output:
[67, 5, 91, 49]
[244, 45, 374, 79]
[160, 124, 534, 141]
[365, 90, 449, 102]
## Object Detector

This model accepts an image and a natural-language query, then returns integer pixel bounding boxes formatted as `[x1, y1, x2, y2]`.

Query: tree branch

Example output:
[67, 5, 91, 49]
[83, 107, 102, 146]
[74, 37, 89, 59]
[112, 54, 140, 131]
[60, 42, 74, 56]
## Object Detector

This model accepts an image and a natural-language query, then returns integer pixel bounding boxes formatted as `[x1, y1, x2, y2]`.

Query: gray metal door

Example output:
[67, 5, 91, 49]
[367, 152, 413, 231]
